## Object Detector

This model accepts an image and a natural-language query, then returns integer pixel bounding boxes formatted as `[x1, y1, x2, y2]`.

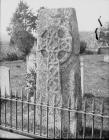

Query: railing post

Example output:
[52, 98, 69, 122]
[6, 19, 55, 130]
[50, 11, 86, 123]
[83, 97, 86, 138]
[15, 90, 18, 130]
[81, 57, 84, 98]
[92, 98, 95, 138]
[27, 91, 29, 133]
[33, 89, 36, 134]
[10, 89, 12, 128]
[75, 98, 78, 138]
[0, 87, 1, 125]
[100, 99, 104, 138]
[68, 98, 71, 139]
[60, 102, 62, 139]
[5, 88, 6, 127]
[47, 98, 49, 138]
[40, 97, 42, 136]
[21, 88, 23, 131]
[54, 96, 56, 138]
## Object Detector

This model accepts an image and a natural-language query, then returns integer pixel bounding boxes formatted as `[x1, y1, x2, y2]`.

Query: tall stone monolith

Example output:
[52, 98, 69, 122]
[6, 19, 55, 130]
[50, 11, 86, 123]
[36, 8, 82, 138]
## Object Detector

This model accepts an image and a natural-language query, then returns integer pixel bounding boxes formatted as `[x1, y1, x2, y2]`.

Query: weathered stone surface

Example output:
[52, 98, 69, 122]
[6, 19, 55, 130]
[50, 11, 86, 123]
[0, 66, 10, 97]
[104, 55, 109, 63]
[26, 53, 36, 74]
[26, 41, 37, 74]
[36, 8, 82, 137]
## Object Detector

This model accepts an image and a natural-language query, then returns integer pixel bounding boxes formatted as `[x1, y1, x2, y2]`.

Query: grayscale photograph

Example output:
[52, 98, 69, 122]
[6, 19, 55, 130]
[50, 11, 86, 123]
[0, 0, 109, 139]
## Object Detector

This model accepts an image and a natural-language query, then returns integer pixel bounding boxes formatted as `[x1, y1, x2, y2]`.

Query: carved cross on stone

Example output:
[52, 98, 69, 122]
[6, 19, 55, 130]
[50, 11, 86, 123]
[36, 8, 82, 138]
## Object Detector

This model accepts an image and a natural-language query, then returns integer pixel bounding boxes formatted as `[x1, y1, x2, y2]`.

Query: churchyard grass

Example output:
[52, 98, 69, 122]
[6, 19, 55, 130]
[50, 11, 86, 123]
[0, 54, 108, 98]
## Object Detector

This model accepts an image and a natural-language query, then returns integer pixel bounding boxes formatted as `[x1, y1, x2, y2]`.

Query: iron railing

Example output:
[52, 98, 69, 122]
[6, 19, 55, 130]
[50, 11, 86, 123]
[0, 88, 109, 139]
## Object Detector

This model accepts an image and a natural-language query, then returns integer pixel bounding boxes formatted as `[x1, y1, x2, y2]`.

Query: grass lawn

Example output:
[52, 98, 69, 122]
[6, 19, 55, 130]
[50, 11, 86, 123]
[0, 60, 27, 92]
[82, 54, 109, 98]
[0, 54, 109, 98]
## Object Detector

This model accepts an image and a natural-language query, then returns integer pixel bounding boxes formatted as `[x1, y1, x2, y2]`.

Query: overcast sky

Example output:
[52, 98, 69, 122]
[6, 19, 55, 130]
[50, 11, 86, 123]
[1, 0, 109, 41]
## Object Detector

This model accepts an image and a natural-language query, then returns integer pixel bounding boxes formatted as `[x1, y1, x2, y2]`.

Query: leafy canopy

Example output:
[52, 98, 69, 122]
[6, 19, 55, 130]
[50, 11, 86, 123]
[7, 0, 37, 35]
[7, 0, 37, 55]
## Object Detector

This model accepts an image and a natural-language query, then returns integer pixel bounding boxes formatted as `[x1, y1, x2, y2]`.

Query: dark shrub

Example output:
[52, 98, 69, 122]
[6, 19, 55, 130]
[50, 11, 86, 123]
[10, 30, 34, 56]
[85, 50, 94, 55]
[80, 40, 87, 54]
[6, 53, 18, 61]
[98, 47, 109, 54]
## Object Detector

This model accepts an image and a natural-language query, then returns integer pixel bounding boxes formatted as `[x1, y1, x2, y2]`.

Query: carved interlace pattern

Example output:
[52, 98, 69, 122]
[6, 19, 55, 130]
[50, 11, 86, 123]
[39, 25, 72, 103]
[39, 25, 72, 64]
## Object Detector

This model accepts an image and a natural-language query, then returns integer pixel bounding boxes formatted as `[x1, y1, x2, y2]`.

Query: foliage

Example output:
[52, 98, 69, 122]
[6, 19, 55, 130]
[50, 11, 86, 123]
[7, 0, 37, 56]
[85, 50, 94, 55]
[0, 42, 26, 62]
[1, 52, 25, 61]
[10, 30, 34, 56]
[6, 53, 19, 61]
[80, 40, 87, 54]
[25, 67, 37, 97]
[7, 0, 37, 35]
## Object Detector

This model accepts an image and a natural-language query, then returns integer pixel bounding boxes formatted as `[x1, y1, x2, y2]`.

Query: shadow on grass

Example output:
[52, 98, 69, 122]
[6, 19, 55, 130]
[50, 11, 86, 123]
[79, 126, 109, 138]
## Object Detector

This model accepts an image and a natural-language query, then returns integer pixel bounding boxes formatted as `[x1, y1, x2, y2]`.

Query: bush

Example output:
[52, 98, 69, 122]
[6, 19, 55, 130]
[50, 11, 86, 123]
[98, 47, 109, 54]
[5, 53, 18, 61]
[0, 50, 26, 62]
[85, 50, 94, 55]
[25, 67, 37, 98]
[80, 40, 87, 54]
[10, 30, 34, 56]
[4, 52, 25, 61]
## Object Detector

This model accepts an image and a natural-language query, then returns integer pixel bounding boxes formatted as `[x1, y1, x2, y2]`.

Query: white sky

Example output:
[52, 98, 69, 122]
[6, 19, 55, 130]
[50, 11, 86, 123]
[1, 0, 109, 41]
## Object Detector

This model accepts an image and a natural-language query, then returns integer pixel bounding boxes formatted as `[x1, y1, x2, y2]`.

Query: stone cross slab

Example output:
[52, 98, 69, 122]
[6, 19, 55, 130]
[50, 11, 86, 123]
[36, 8, 82, 137]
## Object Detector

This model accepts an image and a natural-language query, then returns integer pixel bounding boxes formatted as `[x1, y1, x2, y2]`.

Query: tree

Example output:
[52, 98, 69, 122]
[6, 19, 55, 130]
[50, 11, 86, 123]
[7, 0, 37, 35]
[13, 30, 34, 55]
[7, 0, 37, 55]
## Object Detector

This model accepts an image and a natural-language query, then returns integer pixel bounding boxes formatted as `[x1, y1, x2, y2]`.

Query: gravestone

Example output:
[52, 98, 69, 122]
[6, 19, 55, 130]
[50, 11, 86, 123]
[0, 66, 10, 97]
[36, 8, 82, 137]
[104, 55, 109, 63]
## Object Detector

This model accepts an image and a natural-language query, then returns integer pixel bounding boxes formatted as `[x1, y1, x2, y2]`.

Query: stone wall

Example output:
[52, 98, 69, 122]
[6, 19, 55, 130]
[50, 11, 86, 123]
[98, 47, 109, 54]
